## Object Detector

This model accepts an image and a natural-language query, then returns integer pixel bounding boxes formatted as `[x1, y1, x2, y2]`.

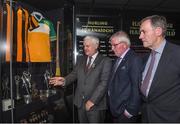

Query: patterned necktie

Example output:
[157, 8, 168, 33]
[86, 56, 92, 70]
[141, 50, 157, 96]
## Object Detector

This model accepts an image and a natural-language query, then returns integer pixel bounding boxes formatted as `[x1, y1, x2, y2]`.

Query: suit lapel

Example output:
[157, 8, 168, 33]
[148, 42, 172, 99]
[109, 50, 132, 90]
[117, 50, 132, 70]
[109, 50, 132, 84]
[84, 56, 88, 73]
[86, 54, 103, 75]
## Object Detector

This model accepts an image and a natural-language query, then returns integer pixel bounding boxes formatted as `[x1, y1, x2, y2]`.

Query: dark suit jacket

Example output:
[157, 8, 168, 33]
[141, 41, 180, 123]
[65, 53, 112, 110]
[108, 49, 143, 117]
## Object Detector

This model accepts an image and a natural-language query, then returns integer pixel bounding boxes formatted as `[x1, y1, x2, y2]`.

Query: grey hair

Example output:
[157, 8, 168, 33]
[83, 35, 100, 46]
[140, 15, 167, 37]
[109, 31, 131, 46]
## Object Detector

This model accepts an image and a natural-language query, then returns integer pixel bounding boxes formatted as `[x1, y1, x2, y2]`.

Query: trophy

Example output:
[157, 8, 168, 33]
[21, 71, 32, 104]
[41, 70, 56, 100]
[14, 75, 21, 100]
[2, 75, 10, 99]
[41, 70, 52, 99]
[44, 70, 51, 90]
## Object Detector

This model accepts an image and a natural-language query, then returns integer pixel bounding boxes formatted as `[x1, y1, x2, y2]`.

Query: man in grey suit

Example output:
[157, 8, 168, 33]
[139, 15, 180, 122]
[50, 35, 112, 123]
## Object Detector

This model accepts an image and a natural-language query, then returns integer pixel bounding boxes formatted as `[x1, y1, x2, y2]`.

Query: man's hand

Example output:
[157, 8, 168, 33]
[49, 77, 65, 86]
[85, 100, 94, 111]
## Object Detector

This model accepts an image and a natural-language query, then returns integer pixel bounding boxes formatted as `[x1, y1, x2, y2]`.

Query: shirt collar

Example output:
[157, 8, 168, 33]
[154, 40, 166, 54]
[91, 52, 99, 60]
[120, 48, 130, 59]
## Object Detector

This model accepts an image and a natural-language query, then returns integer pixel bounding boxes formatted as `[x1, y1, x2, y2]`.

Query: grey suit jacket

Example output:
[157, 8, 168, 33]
[65, 53, 112, 110]
[141, 41, 180, 122]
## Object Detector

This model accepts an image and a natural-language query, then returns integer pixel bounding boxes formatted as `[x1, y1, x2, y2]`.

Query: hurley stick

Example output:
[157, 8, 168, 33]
[55, 21, 61, 76]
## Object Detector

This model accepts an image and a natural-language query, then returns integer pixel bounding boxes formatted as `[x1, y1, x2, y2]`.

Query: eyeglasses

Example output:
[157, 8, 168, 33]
[111, 42, 122, 47]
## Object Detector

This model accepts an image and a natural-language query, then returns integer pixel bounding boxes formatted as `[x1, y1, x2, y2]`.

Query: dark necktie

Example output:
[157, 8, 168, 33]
[141, 50, 157, 96]
[108, 57, 122, 96]
[110, 57, 121, 81]
[113, 57, 122, 73]
[86, 56, 92, 70]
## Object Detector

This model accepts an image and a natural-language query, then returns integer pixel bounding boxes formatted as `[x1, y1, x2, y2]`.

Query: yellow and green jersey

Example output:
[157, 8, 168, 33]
[28, 18, 56, 62]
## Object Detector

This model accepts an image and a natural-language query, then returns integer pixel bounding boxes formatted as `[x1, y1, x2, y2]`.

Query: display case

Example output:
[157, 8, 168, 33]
[2, 0, 180, 123]
[0, 0, 74, 122]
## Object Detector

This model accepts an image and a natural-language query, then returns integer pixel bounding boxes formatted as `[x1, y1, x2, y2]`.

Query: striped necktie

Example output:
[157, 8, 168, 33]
[141, 50, 157, 96]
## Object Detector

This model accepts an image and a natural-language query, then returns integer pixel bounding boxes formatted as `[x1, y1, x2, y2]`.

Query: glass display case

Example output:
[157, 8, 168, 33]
[0, 0, 74, 122]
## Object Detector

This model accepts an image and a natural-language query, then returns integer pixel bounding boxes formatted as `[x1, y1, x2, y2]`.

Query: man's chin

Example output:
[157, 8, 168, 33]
[85, 53, 89, 55]
[143, 43, 149, 48]
[84, 52, 89, 55]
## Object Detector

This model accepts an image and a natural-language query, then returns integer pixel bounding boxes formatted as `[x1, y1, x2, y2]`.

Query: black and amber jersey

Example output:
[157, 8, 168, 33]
[2, 2, 39, 62]
[2, 3, 13, 62]
[0, 0, 3, 47]
[16, 7, 39, 62]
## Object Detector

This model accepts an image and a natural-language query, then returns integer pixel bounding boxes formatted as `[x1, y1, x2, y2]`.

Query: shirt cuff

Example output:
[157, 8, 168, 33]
[62, 80, 66, 86]
[124, 109, 133, 118]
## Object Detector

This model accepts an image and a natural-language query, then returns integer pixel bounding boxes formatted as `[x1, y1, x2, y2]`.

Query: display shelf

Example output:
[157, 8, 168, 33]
[2, 89, 64, 123]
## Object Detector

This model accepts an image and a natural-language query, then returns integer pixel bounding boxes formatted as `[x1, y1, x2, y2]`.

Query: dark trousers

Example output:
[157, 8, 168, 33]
[113, 114, 138, 123]
[78, 108, 105, 123]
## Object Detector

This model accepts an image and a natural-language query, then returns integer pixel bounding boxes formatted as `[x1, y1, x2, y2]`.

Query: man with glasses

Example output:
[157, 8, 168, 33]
[108, 31, 143, 122]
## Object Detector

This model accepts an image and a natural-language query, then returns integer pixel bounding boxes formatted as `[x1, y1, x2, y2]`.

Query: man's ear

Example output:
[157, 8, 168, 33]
[95, 44, 99, 49]
[123, 42, 128, 49]
[155, 27, 163, 36]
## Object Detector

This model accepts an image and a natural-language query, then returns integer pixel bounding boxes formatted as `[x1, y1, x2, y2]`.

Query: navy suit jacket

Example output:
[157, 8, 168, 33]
[141, 41, 180, 122]
[108, 49, 143, 117]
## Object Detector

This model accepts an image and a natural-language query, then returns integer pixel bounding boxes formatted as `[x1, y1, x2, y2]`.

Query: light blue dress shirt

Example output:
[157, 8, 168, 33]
[142, 40, 166, 96]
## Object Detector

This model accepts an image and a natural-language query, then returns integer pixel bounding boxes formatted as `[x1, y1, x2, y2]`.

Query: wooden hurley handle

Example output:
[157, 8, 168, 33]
[55, 21, 61, 76]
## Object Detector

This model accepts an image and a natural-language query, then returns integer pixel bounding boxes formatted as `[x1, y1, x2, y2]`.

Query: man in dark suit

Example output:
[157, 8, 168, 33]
[50, 35, 112, 123]
[108, 31, 142, 122]
[139, 15, 180, 122]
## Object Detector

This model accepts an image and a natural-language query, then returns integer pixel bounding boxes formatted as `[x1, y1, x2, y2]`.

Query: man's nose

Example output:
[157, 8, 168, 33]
[139, 33, 143, 39]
